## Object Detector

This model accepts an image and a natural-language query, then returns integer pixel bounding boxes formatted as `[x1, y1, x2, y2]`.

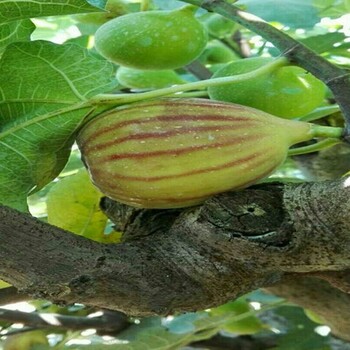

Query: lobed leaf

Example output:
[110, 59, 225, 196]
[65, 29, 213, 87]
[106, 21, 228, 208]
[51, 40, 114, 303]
[0, 40, 117, 211]
[0, 0, 106, 24]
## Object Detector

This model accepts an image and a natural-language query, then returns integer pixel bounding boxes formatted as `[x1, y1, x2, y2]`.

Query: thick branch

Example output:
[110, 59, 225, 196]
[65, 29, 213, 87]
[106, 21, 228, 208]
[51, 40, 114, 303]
[1, 180, 350, 318]
[181, 0, 350, 140]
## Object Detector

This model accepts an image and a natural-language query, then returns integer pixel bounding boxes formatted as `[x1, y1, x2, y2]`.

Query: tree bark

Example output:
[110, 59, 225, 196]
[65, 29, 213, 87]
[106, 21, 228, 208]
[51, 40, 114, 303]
[0, 179, 349, 320]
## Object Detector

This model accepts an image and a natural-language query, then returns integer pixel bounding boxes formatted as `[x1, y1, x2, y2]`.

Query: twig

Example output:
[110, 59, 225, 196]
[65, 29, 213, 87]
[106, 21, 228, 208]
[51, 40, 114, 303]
[185, 60, 213, 80]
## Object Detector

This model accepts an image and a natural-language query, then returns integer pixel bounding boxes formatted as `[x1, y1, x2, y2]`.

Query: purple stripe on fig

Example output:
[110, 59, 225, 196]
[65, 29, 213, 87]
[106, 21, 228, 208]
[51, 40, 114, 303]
[83, 123, 258, 153]
[97, 133, 263, 162]
[81, 113, 256, 146]
[92, 149, 266, 182]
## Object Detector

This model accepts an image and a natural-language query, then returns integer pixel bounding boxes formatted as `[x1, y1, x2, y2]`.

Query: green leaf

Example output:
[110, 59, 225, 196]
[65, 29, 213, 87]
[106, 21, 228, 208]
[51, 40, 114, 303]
[0, 280, 10, 289]
[300, 32, 346, 54]
[0, 0, 106, 24]
[0, 41, 117, 211]
[273, 306, 331, 350]
[47, 170, 121, 242]
[312, 0, 350, 18]
[0, 20, 35, 53]
[238, 0, 319, 29]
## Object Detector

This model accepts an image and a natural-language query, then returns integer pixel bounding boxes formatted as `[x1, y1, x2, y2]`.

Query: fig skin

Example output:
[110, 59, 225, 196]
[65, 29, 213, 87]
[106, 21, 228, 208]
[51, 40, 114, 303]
[94, 6, 208, 70]
[77, 99, 313, 209]
[208, 57, 326, 119]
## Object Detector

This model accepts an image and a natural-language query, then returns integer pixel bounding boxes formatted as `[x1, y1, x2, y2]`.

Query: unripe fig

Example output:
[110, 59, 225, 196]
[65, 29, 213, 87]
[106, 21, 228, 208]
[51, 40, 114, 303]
[94, 6, 208, 69]
[77, 99, 315, 209]
[201, 13, 237, 38]
[198, 40, 238, 65]
[208, 57, 326, 118]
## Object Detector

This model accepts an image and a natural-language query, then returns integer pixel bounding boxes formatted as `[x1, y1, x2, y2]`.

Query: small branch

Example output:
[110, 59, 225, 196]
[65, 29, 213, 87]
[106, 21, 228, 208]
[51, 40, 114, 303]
[185, 60, 213, 80]
[0, 308, 129, 334]
[232, 30, 251, 58]
[180, 0, 350, 140]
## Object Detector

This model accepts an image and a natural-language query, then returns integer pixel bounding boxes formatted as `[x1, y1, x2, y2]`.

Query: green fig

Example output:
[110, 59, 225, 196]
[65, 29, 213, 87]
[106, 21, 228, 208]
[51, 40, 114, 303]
[77, 98, 323, 209]
[94, 6, 208, 70]
[208, 57, 326, 118]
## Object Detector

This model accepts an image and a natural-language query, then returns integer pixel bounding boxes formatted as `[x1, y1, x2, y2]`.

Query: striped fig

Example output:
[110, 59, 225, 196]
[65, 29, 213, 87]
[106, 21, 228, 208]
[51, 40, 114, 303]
[77, 99, 315, 209]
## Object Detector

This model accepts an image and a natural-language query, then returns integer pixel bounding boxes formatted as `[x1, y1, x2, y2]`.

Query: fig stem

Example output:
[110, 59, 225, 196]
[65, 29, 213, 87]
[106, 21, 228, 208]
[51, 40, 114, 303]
[90, 57, 288, 106]
[288, 138, 341, 156]
[310, 124, 344, 139]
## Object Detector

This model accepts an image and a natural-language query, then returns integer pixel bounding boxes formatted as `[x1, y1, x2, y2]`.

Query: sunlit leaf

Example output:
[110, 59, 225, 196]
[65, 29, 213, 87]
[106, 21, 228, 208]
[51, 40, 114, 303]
[0, 0, 106, 24]
[0, 40, 117, 211]
[0, 280, 10, 289]
[47, 170, 121, 243]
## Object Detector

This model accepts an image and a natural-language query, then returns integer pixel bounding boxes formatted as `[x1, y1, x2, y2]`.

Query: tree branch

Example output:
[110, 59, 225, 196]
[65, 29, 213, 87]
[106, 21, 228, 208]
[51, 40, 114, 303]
[1, 180, 350, 318]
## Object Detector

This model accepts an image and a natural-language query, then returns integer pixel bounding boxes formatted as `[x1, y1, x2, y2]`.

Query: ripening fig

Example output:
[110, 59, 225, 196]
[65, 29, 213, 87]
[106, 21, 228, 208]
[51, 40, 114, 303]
[76, 98, 328, 209]
[94, 6, 208, 69]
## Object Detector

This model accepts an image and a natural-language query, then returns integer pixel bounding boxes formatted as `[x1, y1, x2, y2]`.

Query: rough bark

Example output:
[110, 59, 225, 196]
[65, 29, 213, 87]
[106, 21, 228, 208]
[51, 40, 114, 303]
[1, 179, 350, 322]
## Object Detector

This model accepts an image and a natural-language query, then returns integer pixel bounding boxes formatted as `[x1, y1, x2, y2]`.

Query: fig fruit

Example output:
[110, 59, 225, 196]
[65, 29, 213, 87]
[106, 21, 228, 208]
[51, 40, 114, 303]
[116, 67, 186, 90]
[94, 6, 208, 69]
[198, 40, 238, 65]
[208, 57, 326, 118]
[77, 98, 317, 209]
[201, 13, 237, 38]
